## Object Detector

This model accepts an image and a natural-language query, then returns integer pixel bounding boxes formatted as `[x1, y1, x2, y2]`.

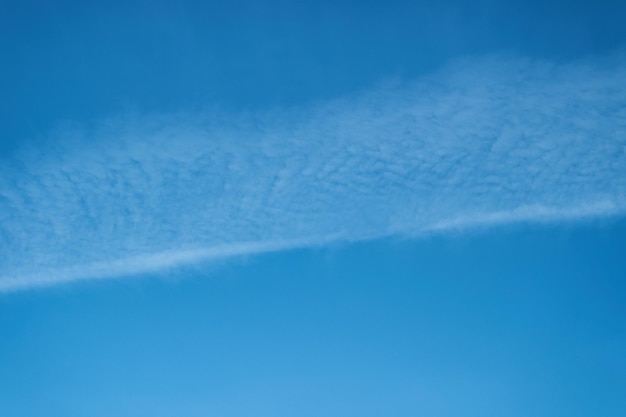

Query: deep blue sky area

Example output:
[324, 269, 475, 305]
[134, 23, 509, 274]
[1, 222, 626, 416]
[1, 0, 626, 415]
[2, 0, 626, 150]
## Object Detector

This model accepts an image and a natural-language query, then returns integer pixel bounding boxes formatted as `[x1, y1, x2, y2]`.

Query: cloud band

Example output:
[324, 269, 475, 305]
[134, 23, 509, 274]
[1, 53, 625, 291]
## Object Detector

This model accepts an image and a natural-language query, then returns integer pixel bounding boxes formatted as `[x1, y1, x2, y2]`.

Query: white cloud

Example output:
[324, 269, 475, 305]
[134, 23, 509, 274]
[1, 53, 625, 292]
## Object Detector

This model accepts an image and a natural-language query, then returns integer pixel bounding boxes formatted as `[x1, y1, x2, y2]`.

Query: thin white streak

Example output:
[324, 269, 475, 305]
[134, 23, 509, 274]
[0, 239, 315, 292]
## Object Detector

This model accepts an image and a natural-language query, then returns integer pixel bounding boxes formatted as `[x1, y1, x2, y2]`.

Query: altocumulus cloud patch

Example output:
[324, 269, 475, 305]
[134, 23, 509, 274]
[1, 53, 626, 291]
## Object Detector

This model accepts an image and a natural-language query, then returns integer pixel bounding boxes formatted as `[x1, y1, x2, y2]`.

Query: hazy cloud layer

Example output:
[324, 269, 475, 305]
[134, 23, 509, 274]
[1, 53, 626, 291]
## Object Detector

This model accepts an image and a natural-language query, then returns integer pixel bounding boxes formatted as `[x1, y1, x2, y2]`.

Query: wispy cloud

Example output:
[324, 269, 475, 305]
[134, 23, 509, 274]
[1, 53, 625, 292]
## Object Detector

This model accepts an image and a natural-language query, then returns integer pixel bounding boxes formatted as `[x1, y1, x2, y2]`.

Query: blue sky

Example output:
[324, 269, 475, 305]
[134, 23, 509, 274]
[1, 0, 626, 415]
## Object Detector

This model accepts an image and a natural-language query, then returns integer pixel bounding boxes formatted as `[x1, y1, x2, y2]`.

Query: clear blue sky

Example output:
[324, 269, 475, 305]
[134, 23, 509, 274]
[1, 0, 625, 416]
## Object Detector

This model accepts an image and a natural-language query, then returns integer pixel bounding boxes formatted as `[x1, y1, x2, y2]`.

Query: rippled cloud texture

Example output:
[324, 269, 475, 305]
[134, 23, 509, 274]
[1, 53, 626, 291]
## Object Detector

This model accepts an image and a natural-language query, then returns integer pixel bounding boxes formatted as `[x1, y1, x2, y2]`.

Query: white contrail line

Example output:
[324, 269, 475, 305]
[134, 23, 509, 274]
[0, 201, 623, 293]
[0, 239, 312, 292]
